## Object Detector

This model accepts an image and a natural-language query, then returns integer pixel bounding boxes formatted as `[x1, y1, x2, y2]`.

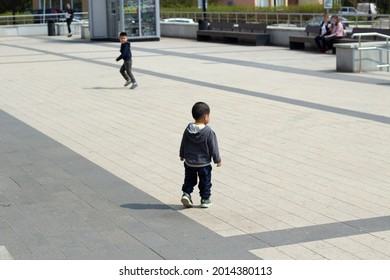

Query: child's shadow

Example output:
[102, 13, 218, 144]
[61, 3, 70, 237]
[120, 203, 171, 210]
[120, 203, 198, 211]
[84, 87, 124, 90]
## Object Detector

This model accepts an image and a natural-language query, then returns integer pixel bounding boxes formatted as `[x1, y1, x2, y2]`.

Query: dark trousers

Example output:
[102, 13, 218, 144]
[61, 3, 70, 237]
[182, 163, 212, 199]
[66, 18, 72, 33]
[322, 36, 343, 51]
[314, 35, 324, 49]
[120, 59, 136, 83]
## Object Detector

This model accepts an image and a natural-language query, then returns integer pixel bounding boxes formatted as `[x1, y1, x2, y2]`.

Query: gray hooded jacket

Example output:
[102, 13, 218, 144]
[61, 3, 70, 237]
[179, 123, 221, 167]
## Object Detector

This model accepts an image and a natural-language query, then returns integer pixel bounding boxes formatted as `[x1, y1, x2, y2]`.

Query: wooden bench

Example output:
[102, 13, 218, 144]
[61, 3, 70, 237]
[289, 25, 320, 49]
[225, 23, 270, 46]
[197, 22, 270, 46]
[197, 22, 234, 42]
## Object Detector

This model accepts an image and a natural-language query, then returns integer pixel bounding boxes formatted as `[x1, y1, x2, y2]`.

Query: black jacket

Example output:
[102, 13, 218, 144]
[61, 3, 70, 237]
[116, 42, 132, 61]
[65, 8, 74, 21]
[180, 123, 221, 167]
[319, 21, 331, 36]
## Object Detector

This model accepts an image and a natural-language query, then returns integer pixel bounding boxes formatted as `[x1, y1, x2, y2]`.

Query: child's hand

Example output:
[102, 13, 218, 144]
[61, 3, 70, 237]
[216, 162, 222, 167]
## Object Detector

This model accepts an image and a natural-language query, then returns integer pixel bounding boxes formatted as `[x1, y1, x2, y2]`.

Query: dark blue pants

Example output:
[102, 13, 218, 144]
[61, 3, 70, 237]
[182, 163, 212, 199]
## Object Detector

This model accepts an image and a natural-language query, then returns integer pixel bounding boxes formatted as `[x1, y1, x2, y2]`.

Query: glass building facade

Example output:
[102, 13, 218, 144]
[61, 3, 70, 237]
[90, 0, 160, 40]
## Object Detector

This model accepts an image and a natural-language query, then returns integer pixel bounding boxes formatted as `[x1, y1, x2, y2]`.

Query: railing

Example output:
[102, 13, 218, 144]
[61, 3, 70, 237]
[0, 12, 88, 25]
[1, 11, 390, 29]
[161, 11, 390, 28]
[351, 32, 390, 73]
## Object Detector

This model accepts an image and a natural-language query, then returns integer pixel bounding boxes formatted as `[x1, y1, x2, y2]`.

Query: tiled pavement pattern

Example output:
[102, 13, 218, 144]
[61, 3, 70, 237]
[0, 35, 390, 259]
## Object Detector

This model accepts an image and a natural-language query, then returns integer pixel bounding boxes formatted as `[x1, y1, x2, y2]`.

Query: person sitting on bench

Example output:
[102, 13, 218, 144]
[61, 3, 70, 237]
[322, 15, 345, 53]
[315, 14, 331, 53]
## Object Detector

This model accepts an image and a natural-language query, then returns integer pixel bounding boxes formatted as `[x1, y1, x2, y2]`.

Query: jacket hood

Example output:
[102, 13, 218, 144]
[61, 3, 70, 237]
[184, 123, 210, 144]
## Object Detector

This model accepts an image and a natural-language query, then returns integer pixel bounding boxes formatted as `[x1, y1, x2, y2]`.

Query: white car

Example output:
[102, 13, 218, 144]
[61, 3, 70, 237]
[161, 18, 195, 23]
[338, 7, 366, 16]
[357, 3, 378, 19]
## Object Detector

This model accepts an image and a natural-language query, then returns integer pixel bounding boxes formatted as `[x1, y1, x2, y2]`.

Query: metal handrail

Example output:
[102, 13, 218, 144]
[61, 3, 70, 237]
[1, 11, 390, 27]
[159, 11, 390, 27]
[351, 32, 390, 73]
[0, 12, 88, 25]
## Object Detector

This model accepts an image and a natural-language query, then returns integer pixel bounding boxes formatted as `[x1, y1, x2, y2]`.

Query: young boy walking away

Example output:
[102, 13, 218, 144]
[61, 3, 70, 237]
[116, 32, 138, 89]
[179, 102, 222, 208]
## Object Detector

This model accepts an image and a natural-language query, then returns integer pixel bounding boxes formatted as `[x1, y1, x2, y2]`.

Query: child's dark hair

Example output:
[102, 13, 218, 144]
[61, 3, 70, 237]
[119, 32, 127, 37]
[192, 102, 210, 120]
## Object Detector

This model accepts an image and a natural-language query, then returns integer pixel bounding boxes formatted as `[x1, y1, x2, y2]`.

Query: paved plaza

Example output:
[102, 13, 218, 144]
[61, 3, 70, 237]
[0, 35, 390, 260]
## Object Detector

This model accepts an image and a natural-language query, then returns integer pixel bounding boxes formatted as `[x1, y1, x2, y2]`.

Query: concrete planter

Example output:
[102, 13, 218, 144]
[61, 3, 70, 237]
[335, 42, 390, 72]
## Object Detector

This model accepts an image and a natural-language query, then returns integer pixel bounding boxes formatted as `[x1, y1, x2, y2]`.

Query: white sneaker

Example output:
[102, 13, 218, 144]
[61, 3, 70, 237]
[124, 80, 131, 87]
[200, 198, 212, 208]
[181, 193, 193, 208]
[130, 82, 138, 89]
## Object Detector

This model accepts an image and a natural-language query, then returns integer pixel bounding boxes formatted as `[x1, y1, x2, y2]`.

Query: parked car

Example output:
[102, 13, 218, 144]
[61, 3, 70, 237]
[357, 3, 378, 19]
[161, 18, 195, 23]
[338, 7, 366, 16]
[304, 15, 350, 28]
[72, 14, 84, 22]
[58, 13, 85, 23]
[32, 8, 64, 23]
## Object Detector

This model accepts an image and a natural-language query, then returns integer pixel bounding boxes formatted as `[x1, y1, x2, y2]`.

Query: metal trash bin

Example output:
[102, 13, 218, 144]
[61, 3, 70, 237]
[198, 20, 208, 30]
[47, 20, 55, 36]
[81, 25, 90, 39]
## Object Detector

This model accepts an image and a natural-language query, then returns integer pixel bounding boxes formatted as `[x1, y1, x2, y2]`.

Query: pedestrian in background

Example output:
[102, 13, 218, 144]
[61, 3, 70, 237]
[64, 3, 74, 37]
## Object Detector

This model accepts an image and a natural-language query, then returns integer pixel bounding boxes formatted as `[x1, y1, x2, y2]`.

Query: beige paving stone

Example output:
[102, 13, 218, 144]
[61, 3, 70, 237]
[301, 240, 334, 251]
[250, 247, 294, 260]
[215, 228, 246, 237]
[351, 250, 390, 260]
[303, 233, 390, 259]
[371, 231, 390, 241]
[325, 237, 374, 254]
[306, 247, 360, 260]
[276, 244, 327, 260]
[348, 234, 390, 257]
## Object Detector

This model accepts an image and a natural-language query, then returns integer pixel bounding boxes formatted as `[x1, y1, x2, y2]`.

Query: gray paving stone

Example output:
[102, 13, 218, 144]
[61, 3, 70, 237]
[100, 229, 144, 248]
[2, 242, 34, 260]
[26, 245, 66, 260]
[345, 216, 390, 233]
